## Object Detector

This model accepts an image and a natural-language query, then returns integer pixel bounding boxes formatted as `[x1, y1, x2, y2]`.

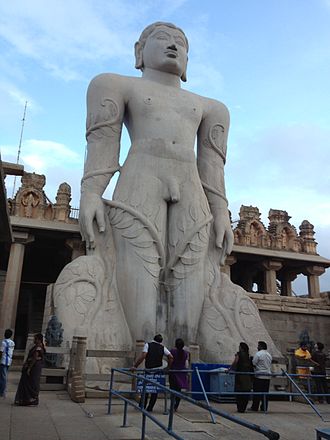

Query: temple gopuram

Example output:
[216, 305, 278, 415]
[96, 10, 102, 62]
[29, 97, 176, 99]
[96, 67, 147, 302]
[0, 168, 329, 354]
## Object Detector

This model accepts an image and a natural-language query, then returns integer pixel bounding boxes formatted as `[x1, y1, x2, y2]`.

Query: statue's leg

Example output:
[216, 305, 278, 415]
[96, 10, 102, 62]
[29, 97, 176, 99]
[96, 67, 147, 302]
[167, 178, 212, 345]
[110, 170, 166, 342]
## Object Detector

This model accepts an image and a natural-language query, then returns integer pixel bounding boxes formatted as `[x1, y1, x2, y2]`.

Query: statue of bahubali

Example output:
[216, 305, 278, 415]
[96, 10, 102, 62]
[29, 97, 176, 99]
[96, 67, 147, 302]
[53, 22, 280, 363]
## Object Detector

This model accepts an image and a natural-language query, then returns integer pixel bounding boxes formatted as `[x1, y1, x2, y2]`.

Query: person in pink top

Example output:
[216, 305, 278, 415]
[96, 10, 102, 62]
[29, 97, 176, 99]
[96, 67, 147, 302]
[169, 338, 189, 411]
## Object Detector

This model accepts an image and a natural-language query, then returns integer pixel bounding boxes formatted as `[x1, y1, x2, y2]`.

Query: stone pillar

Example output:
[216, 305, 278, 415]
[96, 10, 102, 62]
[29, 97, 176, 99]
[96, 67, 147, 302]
[65, 238, 85, 261]
[280, 271, 297, 296]
[41, 284, 54, 335]
[304, 266, 325, 298]
[189, 343, 200, 365]
[221, 255, 237, 277]
[0, 230, 34, 335]
[69, 335, 87, 403]
[262, 260, 282, 295]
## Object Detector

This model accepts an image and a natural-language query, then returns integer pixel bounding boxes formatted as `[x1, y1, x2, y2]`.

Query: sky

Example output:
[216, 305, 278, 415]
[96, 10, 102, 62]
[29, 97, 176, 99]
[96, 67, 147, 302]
[0, 0, 329, 293]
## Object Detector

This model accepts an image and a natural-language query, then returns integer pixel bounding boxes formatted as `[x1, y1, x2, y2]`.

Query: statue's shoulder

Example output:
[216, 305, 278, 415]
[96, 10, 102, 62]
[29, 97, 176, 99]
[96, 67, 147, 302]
[88, 73, 138, 91]
[201, 96, 229, 118]
[185, 88, 229, 119]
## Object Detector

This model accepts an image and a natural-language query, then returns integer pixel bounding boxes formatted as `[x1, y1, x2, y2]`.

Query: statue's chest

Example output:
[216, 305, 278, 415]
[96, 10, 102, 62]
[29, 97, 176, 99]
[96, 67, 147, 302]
[128, 88, 202, 126]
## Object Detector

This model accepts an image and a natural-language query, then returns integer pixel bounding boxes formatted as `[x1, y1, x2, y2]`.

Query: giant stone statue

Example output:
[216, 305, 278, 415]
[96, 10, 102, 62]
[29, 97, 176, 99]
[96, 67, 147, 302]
[53, 22, 280, 364]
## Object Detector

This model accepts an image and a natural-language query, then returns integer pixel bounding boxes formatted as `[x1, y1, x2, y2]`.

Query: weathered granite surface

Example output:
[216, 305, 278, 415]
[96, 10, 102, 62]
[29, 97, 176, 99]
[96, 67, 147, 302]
[54, 22, 280, 362]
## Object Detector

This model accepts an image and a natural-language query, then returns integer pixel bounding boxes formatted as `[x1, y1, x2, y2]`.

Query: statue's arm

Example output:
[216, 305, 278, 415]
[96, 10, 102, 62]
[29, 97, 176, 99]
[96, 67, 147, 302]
[197, 99, 234, 264]
[80, 73, 125, 249]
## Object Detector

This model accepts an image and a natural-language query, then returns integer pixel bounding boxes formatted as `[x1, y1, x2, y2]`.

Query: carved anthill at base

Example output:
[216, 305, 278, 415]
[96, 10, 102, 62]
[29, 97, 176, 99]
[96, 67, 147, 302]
[53, 205, 281, 365]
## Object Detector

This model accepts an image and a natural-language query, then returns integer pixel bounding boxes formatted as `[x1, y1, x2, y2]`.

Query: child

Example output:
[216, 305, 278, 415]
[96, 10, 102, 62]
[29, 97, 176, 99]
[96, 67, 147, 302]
[0, 329, 15, 397]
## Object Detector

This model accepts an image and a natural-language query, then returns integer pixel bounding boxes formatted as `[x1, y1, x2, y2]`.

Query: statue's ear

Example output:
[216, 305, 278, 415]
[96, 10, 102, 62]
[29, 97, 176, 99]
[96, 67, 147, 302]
[181, 55, 188, 82]
[135, 41, 144, 70]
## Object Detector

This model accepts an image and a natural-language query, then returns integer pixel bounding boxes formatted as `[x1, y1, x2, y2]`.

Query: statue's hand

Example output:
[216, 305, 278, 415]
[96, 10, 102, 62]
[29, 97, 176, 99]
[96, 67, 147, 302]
[79, 192, 106, 250]
[212, 209, 234, 266]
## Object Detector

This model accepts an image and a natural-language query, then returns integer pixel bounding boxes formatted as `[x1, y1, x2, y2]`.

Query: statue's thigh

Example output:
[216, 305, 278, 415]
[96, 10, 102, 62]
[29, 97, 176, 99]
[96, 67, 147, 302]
[114, 172, 167, 241]
[167, 185, 211, 340]
[167, 180, 210, 248]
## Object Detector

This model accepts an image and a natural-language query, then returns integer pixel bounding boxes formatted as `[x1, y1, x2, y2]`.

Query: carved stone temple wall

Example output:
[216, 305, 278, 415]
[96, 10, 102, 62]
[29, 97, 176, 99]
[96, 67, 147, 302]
[229, 205, 330, 352]
[7, 172, 78, 223]
[0, 172, 82, 347]
[233, 205, 317, 254]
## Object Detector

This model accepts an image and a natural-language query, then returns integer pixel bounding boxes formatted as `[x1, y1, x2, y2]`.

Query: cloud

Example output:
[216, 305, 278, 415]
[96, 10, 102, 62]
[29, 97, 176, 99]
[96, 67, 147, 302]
[0, 1, 133, 81]
[227, 123, 330, 200]
[2, 138, 83, 206]
[0, 0, 189, 82]
[1, 138, 81, 170]
[225, 121, 330, 291]
[0, 80, 41, 131]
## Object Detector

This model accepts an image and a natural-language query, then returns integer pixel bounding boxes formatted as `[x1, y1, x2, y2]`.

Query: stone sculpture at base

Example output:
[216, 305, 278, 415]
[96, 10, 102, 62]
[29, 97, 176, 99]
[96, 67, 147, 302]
[53, 22, 281, 362]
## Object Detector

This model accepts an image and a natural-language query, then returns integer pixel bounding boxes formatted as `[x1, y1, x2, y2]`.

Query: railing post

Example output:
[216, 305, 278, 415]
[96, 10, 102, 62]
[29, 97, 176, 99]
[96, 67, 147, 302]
[108, 368, 115, 415]
[188, 344, 200, 391]
[69, 335, 87, 403]
[132, 340, 145, 401]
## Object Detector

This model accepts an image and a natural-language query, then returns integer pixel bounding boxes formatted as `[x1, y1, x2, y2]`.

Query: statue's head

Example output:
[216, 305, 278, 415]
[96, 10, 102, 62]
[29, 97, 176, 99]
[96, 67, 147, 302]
[135, 22, 189, 82]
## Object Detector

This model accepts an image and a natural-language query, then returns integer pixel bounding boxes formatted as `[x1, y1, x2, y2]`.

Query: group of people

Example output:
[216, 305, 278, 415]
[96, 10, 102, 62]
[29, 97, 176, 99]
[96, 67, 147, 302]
[230, 341, 272, 413]
[132, 334, 188, 412]
[295, 341, 330, 404]
[0, 329, 45, 406]
[1, 328, 329, 411]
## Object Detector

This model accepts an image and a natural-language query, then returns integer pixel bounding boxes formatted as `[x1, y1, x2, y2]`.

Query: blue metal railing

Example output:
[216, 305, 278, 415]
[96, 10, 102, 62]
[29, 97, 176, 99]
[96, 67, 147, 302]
[108, 367, 280, 440]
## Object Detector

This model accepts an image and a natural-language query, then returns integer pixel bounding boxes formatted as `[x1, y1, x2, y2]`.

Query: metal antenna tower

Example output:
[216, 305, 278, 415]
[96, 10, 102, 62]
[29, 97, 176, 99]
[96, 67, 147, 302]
[12, 101, 28, 198]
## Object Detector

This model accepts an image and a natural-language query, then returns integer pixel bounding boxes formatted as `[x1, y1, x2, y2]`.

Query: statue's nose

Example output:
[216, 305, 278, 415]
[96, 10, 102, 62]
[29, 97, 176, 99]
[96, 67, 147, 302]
[167, 44, 177, 51]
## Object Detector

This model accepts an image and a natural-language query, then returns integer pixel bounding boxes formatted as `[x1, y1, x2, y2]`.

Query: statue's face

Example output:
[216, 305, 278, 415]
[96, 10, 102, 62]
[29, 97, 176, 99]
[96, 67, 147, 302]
[142, 25, 188, 78]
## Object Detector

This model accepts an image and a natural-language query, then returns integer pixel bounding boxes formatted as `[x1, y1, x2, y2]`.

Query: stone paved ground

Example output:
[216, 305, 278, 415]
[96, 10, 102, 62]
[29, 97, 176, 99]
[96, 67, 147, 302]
[1, 371, 329, 439]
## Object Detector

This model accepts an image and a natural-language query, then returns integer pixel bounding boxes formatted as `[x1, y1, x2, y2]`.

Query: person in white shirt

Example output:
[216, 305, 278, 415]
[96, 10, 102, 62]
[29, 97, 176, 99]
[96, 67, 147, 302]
[0, 329, 15, 397]
[250, 341, 272, 412]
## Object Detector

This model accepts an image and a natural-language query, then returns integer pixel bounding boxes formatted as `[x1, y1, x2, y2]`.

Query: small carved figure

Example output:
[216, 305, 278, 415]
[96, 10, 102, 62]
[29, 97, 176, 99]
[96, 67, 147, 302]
[45, 315, 64, 368]
[45, 315, 63, 347]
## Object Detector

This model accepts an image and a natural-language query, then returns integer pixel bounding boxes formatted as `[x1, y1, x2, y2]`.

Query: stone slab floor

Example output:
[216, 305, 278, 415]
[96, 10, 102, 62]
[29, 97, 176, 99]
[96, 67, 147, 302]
[1, 371, 329, 439]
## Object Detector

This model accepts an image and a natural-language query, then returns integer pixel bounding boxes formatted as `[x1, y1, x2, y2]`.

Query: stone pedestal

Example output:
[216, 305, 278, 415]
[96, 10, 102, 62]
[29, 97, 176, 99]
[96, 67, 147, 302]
[0, 230, 34, 335]
[262, 260, 283, 295]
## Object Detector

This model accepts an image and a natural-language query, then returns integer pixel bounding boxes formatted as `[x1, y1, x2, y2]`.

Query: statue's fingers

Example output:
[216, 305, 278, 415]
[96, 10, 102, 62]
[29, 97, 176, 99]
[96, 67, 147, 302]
[214, 222, 225, 248]
[95, 207, 106, 233]
[220, 248, 227, 266]
[226, 229, 234, 255]
[84, 216, 95, 248]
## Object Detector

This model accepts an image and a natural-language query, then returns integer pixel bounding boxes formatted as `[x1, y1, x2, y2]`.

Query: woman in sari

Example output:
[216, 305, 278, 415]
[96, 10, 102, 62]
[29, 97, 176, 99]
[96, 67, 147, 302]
[230, 342, 253, 413]
[15, 333, 45, 406]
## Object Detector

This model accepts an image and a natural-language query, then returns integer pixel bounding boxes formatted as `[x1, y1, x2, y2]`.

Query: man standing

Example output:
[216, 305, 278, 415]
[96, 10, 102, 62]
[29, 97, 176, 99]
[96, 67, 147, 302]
[0, 329, 15, 398]
[133, 334, 173, 412]
[250, 341, 272, 412]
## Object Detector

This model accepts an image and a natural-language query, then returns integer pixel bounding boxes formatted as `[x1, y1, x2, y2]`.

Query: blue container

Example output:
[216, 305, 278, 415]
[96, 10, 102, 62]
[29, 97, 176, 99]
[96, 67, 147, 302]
[191, 363, 230, 400]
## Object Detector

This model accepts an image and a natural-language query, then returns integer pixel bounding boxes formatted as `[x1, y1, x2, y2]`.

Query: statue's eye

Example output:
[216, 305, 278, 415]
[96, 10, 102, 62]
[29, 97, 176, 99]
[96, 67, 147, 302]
[175, 37, 185, 47]
[155, 32, 168, 40]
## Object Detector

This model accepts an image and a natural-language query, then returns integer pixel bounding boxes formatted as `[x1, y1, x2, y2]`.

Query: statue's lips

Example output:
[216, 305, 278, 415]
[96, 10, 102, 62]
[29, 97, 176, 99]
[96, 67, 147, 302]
[165, 51, 178, 58]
